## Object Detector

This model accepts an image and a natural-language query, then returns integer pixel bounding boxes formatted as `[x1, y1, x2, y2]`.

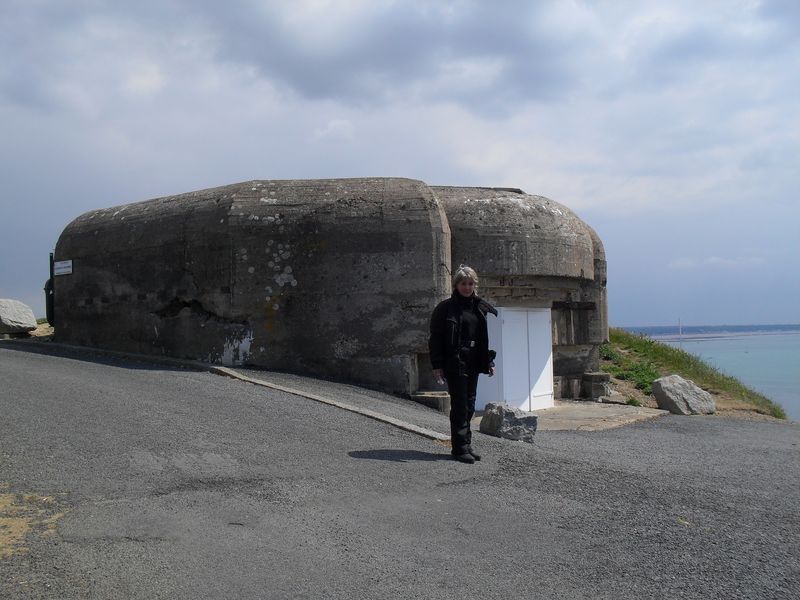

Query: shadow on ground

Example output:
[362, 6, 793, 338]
[0, 342, 194, 373]
[348, 449, 453, 462]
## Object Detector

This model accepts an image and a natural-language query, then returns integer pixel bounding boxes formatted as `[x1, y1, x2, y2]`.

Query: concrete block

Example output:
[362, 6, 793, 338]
[410, 392, 450, 413]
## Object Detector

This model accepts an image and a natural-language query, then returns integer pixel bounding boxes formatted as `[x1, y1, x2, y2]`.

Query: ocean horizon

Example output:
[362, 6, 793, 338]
[618, 324, 800, 421]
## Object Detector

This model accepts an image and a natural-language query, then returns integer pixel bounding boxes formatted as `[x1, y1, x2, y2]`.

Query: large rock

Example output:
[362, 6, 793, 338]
[652, 374, 715, 415]
[479, 402, 538, 443]
[0, 299, 37, 334]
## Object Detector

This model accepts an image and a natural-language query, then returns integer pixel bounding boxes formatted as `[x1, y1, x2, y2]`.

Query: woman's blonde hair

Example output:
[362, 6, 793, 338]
[452, 264, 478, 290]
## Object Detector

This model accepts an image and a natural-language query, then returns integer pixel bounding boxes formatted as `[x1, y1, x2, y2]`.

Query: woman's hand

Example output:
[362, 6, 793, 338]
[488, 366, 496, 377]
[432, 369, 446, 385]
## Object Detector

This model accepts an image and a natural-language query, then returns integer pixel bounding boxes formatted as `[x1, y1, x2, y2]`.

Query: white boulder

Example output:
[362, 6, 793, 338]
[0, 299, 38, 334]
[652, 374, 715, 415]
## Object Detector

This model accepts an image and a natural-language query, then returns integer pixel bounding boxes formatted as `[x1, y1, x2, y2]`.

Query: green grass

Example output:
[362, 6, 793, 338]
[36, 318, 49, 324]
[601, 327, 786, 419]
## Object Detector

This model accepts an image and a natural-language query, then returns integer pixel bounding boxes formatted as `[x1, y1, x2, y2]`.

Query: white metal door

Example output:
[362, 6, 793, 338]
[476, 307, 554, 411]
[475, 307, 502, 409]
[499, 310, 530, 411]
[527, 309, 554, 409]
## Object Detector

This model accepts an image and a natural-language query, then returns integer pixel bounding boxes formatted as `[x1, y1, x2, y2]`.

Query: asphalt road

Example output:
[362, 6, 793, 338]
[1, 344, 798, 599]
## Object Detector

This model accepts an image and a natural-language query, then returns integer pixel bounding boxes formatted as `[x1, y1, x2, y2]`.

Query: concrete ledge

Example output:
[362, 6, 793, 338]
[0, 338, 450, 442]
[211, 366, 449, 441]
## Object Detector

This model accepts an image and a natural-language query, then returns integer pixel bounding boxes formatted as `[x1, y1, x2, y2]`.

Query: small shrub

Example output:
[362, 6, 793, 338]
[604, 364, 626, 378]
[602, 360, 659, 394]
[599, 342, 621, 362]
[626, 397, 642, 407]
[627, 362, 660, 394]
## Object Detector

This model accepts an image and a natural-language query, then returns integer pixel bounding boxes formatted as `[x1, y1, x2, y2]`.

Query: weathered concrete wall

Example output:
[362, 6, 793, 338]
[432, 186, 608, 398]
[54, 179, 606, 399]
[54, 178, 451, 394]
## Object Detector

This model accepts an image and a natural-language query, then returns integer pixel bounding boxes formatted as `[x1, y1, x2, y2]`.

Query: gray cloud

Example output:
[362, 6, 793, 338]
[0, 0, 588, 116]
[3, 0, 794, 118]
[759, 0, 800, 29]
[627, 21, 786, 98]
[163, 0, 586, 114]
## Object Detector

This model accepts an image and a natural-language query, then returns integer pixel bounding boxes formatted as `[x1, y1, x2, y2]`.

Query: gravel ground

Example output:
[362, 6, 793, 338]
[1, 344, 798, 599]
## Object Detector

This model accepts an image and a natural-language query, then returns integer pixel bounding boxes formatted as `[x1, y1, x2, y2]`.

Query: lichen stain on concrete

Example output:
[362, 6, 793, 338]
[0, 486, 66, 559]
[262, 289, 287, 333]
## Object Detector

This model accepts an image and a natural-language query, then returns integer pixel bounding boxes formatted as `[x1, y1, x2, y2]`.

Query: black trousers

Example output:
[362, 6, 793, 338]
[445, 368, 480, 455]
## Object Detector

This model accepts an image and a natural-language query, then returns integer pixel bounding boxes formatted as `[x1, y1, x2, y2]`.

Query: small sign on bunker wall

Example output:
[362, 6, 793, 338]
[54, 260, 73, 276]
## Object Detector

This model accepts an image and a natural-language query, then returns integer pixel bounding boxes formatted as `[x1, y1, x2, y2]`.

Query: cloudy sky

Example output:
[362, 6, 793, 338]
[1, 0, 797, 326]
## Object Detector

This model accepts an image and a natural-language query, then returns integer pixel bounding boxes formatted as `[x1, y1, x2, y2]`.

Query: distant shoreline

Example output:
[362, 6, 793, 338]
[618, 324, 800, 342]
[645, 331, 800, 343]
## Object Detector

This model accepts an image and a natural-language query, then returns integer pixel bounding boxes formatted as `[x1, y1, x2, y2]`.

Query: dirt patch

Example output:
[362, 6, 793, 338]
[1, 323, 54, 341]
[0, 484, 66, 559]
[30, 323, 54, 339]
[608, 376, 656, 408]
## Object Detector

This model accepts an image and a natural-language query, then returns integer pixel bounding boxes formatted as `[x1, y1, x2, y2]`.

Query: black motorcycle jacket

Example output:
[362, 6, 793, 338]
[428, 289, 498, 375]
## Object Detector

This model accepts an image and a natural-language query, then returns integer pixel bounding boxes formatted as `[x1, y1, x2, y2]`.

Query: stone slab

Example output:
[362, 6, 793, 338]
[473, 400, 668, 432]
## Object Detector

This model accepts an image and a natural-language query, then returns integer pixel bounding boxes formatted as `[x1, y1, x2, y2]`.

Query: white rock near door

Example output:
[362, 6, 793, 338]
[0, 299, 38, 333]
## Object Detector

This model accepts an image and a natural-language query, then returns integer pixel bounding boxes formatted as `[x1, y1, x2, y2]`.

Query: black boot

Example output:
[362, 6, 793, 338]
[467, 448, 482, 461]
[452, 452, 475, 464]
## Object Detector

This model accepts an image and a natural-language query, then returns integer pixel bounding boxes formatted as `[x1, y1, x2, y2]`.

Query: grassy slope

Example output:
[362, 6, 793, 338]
[600, 327, 786, 419]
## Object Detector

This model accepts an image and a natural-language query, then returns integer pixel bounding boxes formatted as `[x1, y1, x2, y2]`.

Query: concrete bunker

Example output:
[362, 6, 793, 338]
[433, 186, 607, 406]
[53, 177, 607, 405]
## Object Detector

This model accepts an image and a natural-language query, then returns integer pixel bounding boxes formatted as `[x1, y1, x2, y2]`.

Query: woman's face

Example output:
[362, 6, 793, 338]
[456, 278, 476, 297]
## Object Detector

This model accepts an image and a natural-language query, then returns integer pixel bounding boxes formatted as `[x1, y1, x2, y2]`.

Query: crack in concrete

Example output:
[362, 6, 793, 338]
[153, 298, 247, 325]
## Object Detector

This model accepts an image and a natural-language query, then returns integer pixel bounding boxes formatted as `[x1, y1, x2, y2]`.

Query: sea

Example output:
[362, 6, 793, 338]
[620, 324, 800, 421]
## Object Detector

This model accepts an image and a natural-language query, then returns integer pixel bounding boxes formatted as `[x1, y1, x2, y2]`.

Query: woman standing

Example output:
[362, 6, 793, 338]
[429, 265, 498, 464]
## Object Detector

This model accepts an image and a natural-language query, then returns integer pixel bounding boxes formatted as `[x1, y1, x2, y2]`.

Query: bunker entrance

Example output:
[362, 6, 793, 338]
[477, 307, 554, 411]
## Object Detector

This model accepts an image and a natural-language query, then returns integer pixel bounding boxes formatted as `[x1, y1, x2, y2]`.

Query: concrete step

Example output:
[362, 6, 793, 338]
[411, 391, 450, 413]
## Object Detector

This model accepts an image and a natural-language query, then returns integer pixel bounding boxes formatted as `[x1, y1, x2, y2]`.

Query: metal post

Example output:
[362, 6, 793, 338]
[45, 252, 55, 327]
